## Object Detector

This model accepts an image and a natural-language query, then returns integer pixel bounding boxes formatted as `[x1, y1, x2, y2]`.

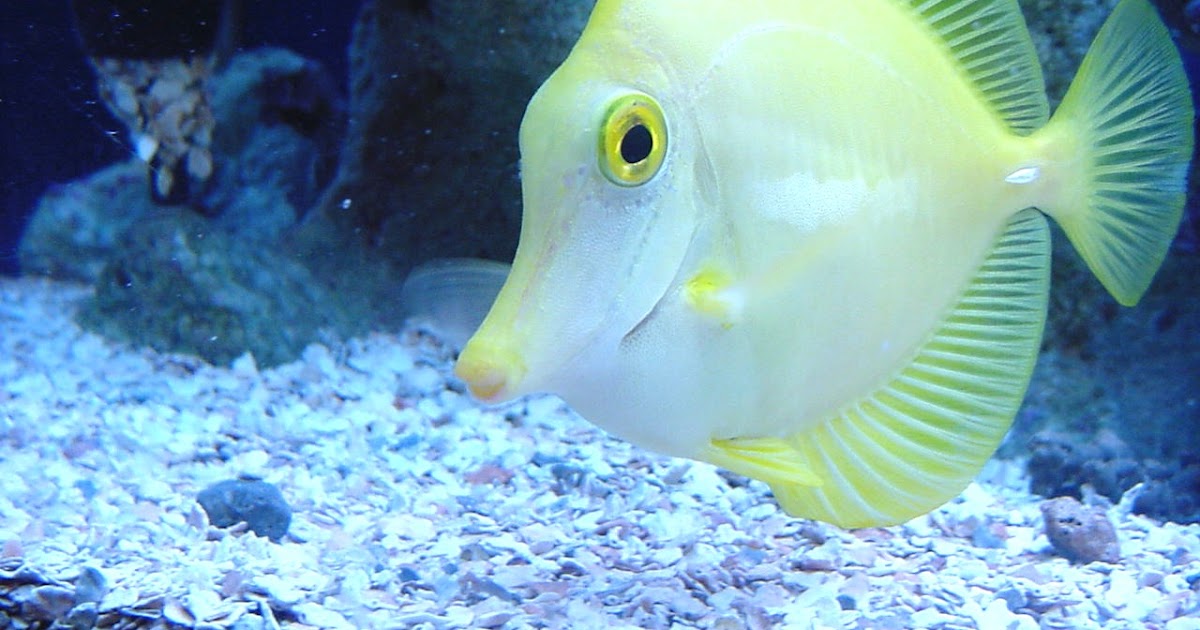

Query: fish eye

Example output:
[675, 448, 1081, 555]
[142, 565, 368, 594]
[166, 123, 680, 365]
[599, 93, 667, 186]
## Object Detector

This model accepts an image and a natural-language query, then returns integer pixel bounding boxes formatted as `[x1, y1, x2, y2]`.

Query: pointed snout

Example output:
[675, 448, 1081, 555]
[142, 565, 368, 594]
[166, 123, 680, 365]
[454, 336, 526, 403]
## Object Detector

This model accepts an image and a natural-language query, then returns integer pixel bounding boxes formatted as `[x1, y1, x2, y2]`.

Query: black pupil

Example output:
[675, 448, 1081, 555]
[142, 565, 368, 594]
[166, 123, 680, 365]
[620, 124, 654, 164]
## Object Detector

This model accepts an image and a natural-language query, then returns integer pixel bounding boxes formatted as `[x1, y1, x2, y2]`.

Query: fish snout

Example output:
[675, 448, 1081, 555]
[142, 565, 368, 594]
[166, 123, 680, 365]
[455, 337, 526, 403]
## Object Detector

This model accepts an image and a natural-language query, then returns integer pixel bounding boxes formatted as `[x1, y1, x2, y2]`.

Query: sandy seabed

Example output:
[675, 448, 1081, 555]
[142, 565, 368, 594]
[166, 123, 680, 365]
[1, 276, 1198, 629]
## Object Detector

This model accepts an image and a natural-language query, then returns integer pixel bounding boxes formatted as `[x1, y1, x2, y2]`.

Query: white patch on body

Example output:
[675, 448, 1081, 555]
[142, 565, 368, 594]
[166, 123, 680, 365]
[751, 171, 917, 232]
[1005, 166, 1041, 185]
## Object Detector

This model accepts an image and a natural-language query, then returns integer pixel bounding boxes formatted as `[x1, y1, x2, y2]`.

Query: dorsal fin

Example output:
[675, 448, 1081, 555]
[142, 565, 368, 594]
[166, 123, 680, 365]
[900, 0, 1050, 134]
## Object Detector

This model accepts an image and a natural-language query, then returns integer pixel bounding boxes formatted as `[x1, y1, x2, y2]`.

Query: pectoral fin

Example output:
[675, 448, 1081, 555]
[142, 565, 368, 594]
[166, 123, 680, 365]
[684, 265, 741, 327]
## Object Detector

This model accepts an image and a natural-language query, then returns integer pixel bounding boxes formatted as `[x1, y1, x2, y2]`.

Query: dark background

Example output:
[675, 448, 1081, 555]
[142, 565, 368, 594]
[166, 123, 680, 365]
[0, 1, 358, 276]
[4, 3, 1200, 277]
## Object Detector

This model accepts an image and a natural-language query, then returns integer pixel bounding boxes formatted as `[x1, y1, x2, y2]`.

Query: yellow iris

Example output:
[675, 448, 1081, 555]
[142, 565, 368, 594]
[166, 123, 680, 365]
[599, 93, 667, 186]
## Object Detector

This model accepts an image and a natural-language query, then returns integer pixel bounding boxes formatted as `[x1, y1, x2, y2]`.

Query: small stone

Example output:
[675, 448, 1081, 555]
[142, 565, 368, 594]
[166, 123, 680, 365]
[186, 146, 213, 180]
[1106, 570, 1137, 608]
[994, 587, 1027, 611]
[381, 514, 436, 542]
[550, 463, 587, 491]
[197, 478, 292, 542]
[252, 574, 307, 605]
[32, 584, 76, 619]
[444, 605, 476, 627]
[911, 605, 955, 627]
[230, 352, 259, 377]
[476, 611, 515, 628]
[1004, 526, 1040, 556]
[162, 599, 194, 626]
[930, 538, 958, 556]
[1139, 570, 1166, 588]
[795, 555, 838, 572]
[1040, 496, 1120, 563]
[955, 558, 990, 581]
[397, 567, 421, 582]
[231, 614, 269, 630]
[64, 602, 99, 630]
[294, 602, 349, 628]
[184, 587, 224, 622]
[971, 525, 1005, 549]
[975, 599, 1019, 630]
[464, 463, 514, 485]
[405, 365, 443, 394]
[73, 566, 107, 604]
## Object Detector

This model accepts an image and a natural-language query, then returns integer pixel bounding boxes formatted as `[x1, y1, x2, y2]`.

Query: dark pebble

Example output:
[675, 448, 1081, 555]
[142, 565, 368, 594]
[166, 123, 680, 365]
[74, 479, 98, 500]
[550, 463, 587, 491]
[995, 586, 1027, 611]
[1186, 572, 1200, 589]
[394, 433, 421, 449]
[398, 567, 421, 582]
[197, 478, 291, 542]
[531, 452, 564, 467]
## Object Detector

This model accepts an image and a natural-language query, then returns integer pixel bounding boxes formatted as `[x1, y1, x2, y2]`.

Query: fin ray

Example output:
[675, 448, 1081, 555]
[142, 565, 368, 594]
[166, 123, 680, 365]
[705, 437, 823, 487]
[1037, 0, 1192, 305]
[818, 414, 928, 522]
[771, 209, 1051, 528]
[901, 0, 1049, 133]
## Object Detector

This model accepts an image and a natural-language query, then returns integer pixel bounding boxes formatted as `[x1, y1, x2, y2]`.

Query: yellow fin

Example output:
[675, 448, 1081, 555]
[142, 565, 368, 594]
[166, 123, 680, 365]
[1035, 0, 1192, 306]
[684, 266, 740, 326]
[705, 437, 823, 488]
[766, 209, 1050, 528]
[900, 0, 1049, 133]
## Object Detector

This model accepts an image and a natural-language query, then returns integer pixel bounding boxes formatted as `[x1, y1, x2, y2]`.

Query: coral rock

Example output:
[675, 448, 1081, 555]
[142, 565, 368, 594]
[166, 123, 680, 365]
[1040, 496, 1120, 564]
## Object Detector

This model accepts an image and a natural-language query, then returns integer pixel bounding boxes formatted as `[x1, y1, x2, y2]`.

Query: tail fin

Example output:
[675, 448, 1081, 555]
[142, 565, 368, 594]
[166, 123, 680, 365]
[1037, 0, 1193, 306]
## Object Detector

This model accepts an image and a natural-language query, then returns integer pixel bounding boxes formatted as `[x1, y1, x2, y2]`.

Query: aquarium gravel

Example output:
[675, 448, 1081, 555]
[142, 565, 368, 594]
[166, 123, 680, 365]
[2, 276, 1199, 630]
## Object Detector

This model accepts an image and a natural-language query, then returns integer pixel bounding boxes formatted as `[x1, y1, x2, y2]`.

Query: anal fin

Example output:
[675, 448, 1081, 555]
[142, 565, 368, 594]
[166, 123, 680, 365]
[705, 437, 823, 488]
[728, 209, 1051, 528]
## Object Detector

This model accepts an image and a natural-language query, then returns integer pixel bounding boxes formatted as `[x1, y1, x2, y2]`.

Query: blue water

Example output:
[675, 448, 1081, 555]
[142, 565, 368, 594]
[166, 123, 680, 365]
[0, 1, 358, 276]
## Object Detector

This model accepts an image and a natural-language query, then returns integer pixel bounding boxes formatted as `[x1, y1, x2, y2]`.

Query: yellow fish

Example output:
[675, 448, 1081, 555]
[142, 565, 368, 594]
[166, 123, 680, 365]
[446, 0, 1193, 527]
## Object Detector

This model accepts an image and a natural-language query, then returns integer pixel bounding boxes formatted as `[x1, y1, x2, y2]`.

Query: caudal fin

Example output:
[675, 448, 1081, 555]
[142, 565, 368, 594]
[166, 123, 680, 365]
[1038, 0, 1193, 306]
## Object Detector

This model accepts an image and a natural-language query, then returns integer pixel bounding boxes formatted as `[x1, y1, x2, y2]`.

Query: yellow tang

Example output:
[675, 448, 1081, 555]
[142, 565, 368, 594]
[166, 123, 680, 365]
[447, 0, 1193, 528]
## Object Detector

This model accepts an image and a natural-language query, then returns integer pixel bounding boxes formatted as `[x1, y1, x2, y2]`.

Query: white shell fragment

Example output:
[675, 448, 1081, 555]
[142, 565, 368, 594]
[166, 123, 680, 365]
[1, 277, 1198, 629]
[135, 134, 160, 163]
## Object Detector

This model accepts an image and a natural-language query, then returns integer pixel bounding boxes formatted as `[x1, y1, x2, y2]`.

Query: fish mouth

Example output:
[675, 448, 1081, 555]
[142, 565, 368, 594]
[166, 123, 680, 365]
[455, 337, 527, 403]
